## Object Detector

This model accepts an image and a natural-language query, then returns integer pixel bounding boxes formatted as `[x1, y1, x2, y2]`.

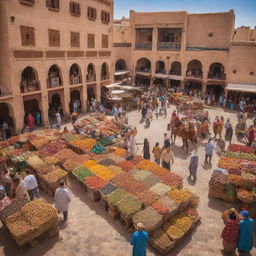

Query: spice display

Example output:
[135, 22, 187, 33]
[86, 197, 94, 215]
[150, 229, 175, 252]
[42, 168, 67, 183]
[21, 199, 58, 228]
[0, 198, 29, 223]
[112, 173, 134, 188]
[136, 160, 158, 171]
[236, 188, 255, 203]
[40, 139, 67, 157]
[114, 148, 127, 157]
[69, 138, 96, 152]
[6, 148, 25, 158]
[54, 149, 77, 163]
[43, 156, 60, 165]
[83, 160, 97, 169]
[132, 170, 153, 182]
[224, 151, 256, 162]
[89, 165, 115, 180]
[228, 144, 253, 154]
[228, 174, 242, 186]
[84, 176, 108, 191]
[132, 206, 163, 233]
[100, 183, 117, 196]
[151, 202, 169, 216]
[29, 138, 50, 149]
[108, 165, 124, 175]
[135, 190, 159, 206]
[72, 154, 90, 164]
[218, 157, 245, 172]
[151, 166, 170, 178]
[158, 196, 179, 217]
[161, 173, 183, 189]
[26, 155, 47, 171]
[117, 195, 142, 217]
[141, 175, 161, 189]
[63, 160, 80, 172]
[98, 158, 116, 167]
[107, 189, 127, 207]
[162, 222, 184, 240]
[74, 166, 95, 181]
[170, 213, 193, 232]
[99, 137, 113, 147]
[104, 153, 125, 163]
[117, 160, 134, 172]
[167, 189, 191, 204]
[150, 183, 171, 196]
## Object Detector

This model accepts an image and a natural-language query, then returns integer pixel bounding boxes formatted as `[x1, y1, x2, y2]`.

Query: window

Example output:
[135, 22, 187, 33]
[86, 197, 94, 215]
[46, 0, 59, 10]
[102, 34, 108, 48]
[101, 11, 110, 24]
[88, 34, 95, 48]
[70, 1, 80, 16]
[70, 32, 80, 48]
[19, 0, 35, 6]
[88, 7, 97, 21]
[233, 70, 236, 74]
[249, 72, 254, 75]
[20, 26, 35, 46]
[208, 32, 214, 38]
[49, 29, 60, 47]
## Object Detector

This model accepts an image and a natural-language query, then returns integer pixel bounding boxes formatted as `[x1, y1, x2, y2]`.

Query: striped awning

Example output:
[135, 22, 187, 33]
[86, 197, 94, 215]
[226, 83, 256, 93]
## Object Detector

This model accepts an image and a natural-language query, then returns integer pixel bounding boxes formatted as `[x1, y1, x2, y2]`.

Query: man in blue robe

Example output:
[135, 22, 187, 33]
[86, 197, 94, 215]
[130, 223, 149, 256]
[237, 210, 254, 253]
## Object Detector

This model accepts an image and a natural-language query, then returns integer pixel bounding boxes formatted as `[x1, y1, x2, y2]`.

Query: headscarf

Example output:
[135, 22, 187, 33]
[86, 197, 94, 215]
[240, 210, 250, 219]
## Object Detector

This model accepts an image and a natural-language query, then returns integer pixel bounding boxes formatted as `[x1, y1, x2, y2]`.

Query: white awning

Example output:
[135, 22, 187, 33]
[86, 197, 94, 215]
[106, 83, 122, 89]
[111, 90, 126, 95]
[136, 72, 151, 77]
[226, 83, 256, 93]
[114, 70, 130, 76]
[153, 73, 168, 79]
[168, 75, 184, 81]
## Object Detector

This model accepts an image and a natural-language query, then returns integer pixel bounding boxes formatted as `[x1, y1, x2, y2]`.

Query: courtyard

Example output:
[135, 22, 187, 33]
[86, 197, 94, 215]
[0, 104, 255, 256]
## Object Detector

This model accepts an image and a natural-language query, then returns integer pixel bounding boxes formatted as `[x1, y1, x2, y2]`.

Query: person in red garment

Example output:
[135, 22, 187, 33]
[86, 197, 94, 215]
[27, 113, 35, 130]
[248, 125, 255, 146]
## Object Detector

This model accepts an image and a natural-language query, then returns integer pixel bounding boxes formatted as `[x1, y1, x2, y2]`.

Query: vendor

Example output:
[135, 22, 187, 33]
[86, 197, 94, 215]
[15, 176, 30, 201]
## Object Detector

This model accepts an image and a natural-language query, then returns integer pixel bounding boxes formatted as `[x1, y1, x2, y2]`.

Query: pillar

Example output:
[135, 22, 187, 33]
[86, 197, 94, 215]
[180, 80, 185, 89]
[41, 93, 49, 125]
[202, 82, 207, 93]
[152, 27, 158, 52]
[82, 84, 88, 113]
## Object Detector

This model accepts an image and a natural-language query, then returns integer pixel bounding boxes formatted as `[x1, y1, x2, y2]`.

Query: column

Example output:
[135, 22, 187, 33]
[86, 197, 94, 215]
[152, 27, 158, 52]
[202, 82, 207, 93]
[180, 80, 185, 89]
[41, 93, 49, 125]
[82, 84, 88, 113]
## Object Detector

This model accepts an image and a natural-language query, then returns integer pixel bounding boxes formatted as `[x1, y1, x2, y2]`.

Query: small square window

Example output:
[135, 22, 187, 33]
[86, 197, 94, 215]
[208, 32, 214, 38]
[233, 70, 236, 74]
[249, 72, 254, 75]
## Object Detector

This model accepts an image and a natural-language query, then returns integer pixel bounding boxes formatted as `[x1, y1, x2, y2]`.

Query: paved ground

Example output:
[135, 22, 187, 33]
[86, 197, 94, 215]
[0, 104, 255, 256]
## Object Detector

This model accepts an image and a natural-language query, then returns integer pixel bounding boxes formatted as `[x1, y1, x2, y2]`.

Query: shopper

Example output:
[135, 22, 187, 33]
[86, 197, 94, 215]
[161, 145, 174, 171]
[130, 223, 149, 256]
[2, 121, 8, 140]
[237, 210, 254, 254]
[143, 138, 150, 160]
[152, 142, 162, 165]
[188, 149, 199, 182]
[23, 170, 40, 201]
[15, 177, 30, 201]
[225, 124, 233, 145]
[221, 209, 239, 254]
[54, 181, 71, 223]
[205, 139, 214, 165]
[56, 111, 62, 128]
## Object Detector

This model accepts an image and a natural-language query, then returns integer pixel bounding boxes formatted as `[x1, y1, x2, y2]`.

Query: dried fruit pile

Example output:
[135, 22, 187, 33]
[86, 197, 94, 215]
[163, 222, 184, 240]
[117, 196, 142, 217]
[218, 157, 244, 172]
[84, 176, 108, 191]
[167, 189, 191, 204]
[136, 159, 159, 171]
[107, 189, 127, 207]
[170, 213, 193, 232]
[224, 151, 256, 162]
[69, 138, 96, 152]
[151, 202, 169, 216]
[236, 188, 255, 203]
[54, 149, 78, 163]
[74, 166, 95, 181]
[117, 160, 134, 172]
[83, 160, 97, 169]
[114, 148, 127, 157]
[150, 229, 175, 252]
[39, 139, 67, 157]
[89, 165, 115, 180]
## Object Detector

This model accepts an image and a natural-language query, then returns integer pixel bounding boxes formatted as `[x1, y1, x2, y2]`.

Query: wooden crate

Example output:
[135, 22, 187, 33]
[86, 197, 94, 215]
[107, 204, 119, 219]
[86, 186, 100, 201]
[120, 214, 133, 229]
[99, 191, 108, 211]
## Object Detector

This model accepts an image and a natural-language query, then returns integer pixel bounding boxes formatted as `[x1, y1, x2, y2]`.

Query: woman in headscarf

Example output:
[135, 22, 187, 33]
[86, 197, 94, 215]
[221, 209, 240, 254]
[248, 125, 255, 146]
[143, 138, 150, 160]
[237, 210, 254, 254]
[217, 116, 224, 138]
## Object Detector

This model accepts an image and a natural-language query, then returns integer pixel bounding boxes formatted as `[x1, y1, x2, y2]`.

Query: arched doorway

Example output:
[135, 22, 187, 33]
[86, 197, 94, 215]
[169, 61, 182, 89]
[86, 64, 96, 82]
[101, 63, 109, 81]
[136, 58, 151, 73]
[70, 63, 82, 85]
[20, 66, 40, 93]
[0, 103, 14, 139]
[70, 90, 81, 113]
[208, 63, 226, 80]
[115, 59, 126, 71]
[155, 61, 166, 74]
[186, 60, 203, 78]
[48, 93, 63, 120]
[47, 65, 62, 88]
[135, 58, 151, 91]
[23, 98, 41, 126]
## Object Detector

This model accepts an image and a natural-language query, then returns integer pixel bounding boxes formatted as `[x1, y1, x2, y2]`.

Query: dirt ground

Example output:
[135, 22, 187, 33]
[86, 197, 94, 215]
[0, 104, 255, 256]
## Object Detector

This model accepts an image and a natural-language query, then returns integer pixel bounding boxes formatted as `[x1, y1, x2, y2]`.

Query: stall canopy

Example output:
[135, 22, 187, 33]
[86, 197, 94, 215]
[114, 70, 130, 76]
[153, 73, 168, 79]
[226, 83, 256, 93]
[168, 75, 184, 81]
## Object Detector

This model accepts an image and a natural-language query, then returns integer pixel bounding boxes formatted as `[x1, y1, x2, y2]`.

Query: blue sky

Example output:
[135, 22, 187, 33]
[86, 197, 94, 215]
[114, 0, 256, 28]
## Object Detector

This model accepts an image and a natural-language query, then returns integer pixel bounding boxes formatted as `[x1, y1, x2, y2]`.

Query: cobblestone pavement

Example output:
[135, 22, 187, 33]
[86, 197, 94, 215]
[0, 105, 255, 256]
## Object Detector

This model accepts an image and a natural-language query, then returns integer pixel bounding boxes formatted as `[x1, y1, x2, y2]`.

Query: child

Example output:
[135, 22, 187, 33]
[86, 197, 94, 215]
[152, 143, 162, 165]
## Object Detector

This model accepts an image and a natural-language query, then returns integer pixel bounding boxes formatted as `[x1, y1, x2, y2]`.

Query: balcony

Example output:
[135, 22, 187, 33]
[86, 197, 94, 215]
[0, 86, 12, 99]
[135, 42, 152, 50]
[70, 75, 82, 85]
[20, 80, 40, 93]
[208, 73, 226, 80]
[157, 42, 181, 51]
[47, 77, 61, 89]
